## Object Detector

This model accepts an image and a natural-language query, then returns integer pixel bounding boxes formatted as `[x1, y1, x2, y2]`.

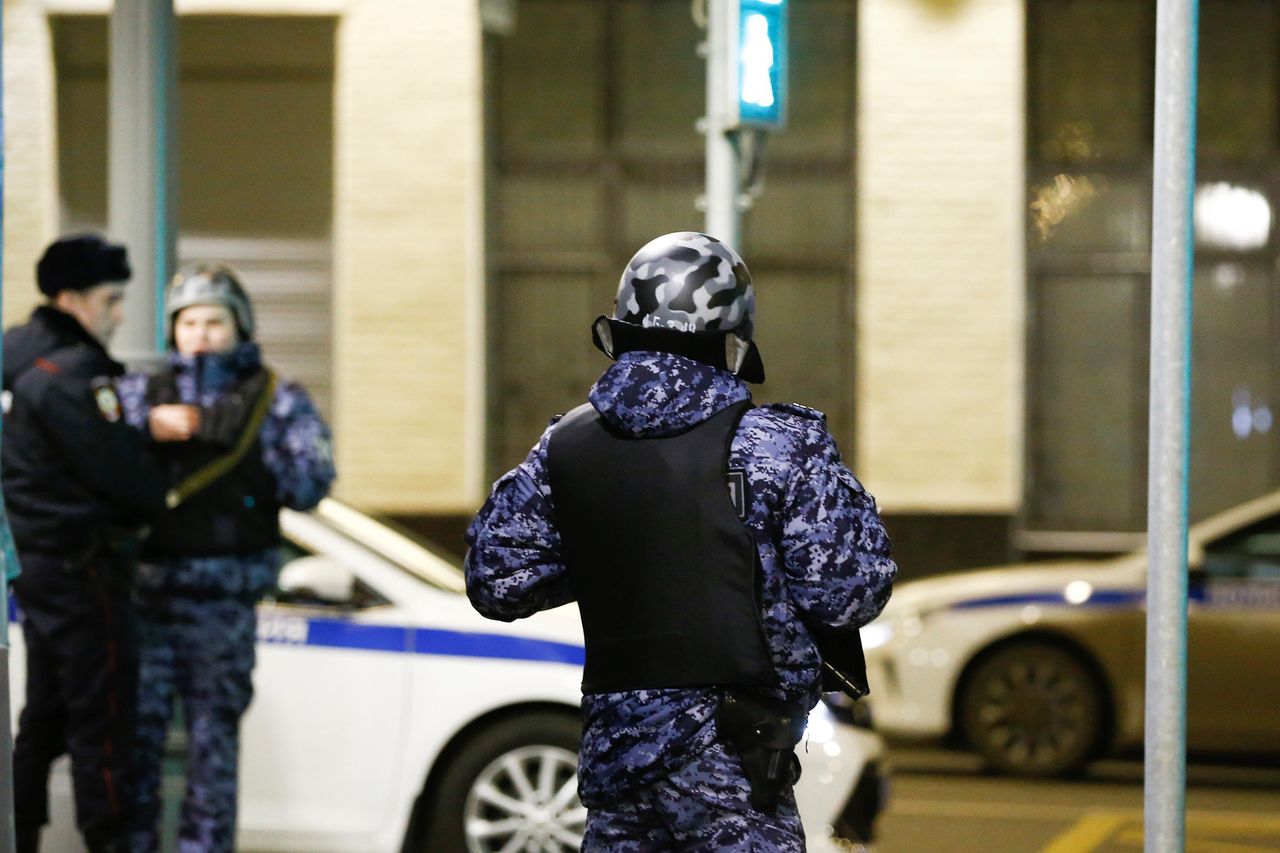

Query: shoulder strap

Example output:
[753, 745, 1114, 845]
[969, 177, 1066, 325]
[164, 369, 278, 510]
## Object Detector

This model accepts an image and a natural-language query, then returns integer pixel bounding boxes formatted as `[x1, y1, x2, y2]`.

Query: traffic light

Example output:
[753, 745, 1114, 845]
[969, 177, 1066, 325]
[725, 0, 788, 130]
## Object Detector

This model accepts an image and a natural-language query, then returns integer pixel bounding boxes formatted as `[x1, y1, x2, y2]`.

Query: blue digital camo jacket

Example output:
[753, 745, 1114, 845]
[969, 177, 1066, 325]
[117, 342, 336, 600]
[465, 351, 895, 807]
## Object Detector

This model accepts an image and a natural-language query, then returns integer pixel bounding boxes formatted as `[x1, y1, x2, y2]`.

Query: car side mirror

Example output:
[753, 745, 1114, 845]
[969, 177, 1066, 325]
[278, 556, 357, 606]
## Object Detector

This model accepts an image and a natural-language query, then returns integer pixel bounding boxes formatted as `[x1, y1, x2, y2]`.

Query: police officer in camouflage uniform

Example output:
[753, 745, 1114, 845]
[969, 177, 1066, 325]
[4, 235, 169, 853]
[114, 263, 336, 853]
[465, 232, 896, 851]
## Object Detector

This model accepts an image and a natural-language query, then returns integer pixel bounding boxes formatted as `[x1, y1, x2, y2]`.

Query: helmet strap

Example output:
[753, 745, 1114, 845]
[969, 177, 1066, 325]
[592, 316, 765, 384]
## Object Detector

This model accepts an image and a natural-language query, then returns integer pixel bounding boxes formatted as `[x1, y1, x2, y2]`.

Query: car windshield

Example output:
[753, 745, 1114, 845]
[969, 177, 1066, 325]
[312, 498, 466, 594]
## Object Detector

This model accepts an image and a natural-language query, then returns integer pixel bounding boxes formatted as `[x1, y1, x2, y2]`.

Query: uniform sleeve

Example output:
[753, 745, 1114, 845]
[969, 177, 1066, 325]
[261, 380, 335, 511]
[21, 370, 167, 519]
[464, 422, 574, 622]
[778, 418, 896, 631]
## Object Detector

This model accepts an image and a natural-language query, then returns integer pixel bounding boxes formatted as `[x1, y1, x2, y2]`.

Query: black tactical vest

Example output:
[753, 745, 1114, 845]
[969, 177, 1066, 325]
[143, 366, 280, 557]
[546, 399, 774, 694]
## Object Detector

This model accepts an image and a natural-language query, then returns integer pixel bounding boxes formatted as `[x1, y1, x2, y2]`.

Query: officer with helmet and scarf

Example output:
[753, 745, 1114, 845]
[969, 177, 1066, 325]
[465, 232, 896, 851]
[114, 262, 336, 853]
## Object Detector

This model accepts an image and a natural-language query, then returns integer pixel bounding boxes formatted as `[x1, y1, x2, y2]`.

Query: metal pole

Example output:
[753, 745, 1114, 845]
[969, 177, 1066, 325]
[0, 2, 21, 850]
[1146, 1, 1198, 851]
[109, 0, 177, 368]
[704, 0, 740, 250]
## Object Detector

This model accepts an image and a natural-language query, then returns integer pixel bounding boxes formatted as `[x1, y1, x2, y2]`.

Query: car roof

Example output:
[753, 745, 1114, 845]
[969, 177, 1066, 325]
[1190, 489, 1280, 546]
[299, 498, 467, 594]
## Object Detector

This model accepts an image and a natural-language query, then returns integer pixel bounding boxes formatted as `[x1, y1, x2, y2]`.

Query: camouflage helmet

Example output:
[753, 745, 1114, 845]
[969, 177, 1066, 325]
[165, 262, 255, 344]
[613, 231, 755, 337]
[592, 232, 765, 383]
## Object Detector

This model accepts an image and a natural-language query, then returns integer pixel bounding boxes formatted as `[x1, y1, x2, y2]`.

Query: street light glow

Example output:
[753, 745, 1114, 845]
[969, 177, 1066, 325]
[1194, 182, 1272, 251]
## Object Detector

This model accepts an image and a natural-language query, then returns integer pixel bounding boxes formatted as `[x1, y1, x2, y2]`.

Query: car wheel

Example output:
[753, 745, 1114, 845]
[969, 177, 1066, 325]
[415, 711, 586, 853]
[959, 641, 1104, 777]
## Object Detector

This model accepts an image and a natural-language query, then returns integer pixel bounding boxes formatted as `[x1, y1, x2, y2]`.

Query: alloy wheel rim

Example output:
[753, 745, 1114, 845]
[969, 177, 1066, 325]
[464, 745, 586, 853]
[977, 657, 1090, 768]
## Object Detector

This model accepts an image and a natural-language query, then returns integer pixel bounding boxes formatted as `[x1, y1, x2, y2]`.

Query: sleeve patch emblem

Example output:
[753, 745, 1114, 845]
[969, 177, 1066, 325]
[91, 378, 122, 423]
[727, 468, 747, 520]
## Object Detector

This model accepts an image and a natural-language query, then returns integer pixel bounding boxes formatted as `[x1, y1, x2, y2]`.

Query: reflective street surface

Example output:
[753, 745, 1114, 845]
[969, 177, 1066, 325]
[874, 745, 1280, 853]
[36, 745, 1280, 851]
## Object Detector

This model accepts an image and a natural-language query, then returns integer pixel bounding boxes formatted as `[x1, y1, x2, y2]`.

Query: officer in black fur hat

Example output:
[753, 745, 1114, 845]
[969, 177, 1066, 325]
[3, 234, 170, 853]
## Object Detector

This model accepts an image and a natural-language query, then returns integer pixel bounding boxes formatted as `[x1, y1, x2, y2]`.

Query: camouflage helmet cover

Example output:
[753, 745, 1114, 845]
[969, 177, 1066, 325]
[165, 262, 256, 344]
[594, 232, 764, 382]
[614, 232, 755, 338]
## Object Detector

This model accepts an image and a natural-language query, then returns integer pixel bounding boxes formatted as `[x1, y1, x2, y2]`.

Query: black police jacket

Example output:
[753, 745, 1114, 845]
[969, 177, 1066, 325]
[546, 399, 774, 694]
[2, 306, 166, 556]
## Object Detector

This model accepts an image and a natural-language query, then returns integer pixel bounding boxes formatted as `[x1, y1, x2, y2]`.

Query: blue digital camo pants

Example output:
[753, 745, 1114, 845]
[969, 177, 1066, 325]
[129, 595, 256, 853]
[582, 739, 805, 852]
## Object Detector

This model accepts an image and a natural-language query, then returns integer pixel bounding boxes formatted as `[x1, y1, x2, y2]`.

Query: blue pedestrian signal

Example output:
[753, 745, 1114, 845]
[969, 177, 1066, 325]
[734, 0, 787, 129]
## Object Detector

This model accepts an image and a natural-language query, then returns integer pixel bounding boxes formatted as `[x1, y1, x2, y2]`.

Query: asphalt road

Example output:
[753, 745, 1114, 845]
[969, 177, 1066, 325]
[873, 744, 1280, 853]
[35, 745, 1280, 852]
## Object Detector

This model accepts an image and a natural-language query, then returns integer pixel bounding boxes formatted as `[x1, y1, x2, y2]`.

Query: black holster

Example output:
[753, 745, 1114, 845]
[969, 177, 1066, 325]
[717, 690, 807, 813]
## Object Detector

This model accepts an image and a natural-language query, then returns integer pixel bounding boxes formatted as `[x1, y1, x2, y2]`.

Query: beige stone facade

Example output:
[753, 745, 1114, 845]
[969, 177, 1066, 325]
[2, 1, 60, 328]
[5, 0, 1029, 520]
[4, 0, 487, 514]
[332, 0, 486, 513]
[856, 0, 1025, 514]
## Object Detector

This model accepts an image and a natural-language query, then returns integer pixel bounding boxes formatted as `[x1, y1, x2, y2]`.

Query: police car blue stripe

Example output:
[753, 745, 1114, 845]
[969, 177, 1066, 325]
[257, 612, 584, 665]
[414, 627, 585, 665]
[305, 619, 408, 653]
[948, 589, 1146, 611]
[9, 595, 585, 666]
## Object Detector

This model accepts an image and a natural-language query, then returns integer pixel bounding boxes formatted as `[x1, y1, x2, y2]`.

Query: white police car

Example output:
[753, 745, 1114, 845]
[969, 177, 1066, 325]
[9, 498, 884, 852]
[863, 490, 1280, 777]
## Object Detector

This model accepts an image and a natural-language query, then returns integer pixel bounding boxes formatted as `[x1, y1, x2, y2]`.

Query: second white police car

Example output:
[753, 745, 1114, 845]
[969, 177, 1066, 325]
[862, 489, 1280, 777]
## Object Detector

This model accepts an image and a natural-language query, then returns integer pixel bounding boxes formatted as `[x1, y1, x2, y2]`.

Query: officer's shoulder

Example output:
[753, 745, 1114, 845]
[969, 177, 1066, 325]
[759, 402, 827, 422]
[44, 343, 113, 378]
[268, 372, 319, 412]
[547, 402, 594, 430]
[751, 402, 829, 431]
[12, 345, 95, 391]
[738, 403, 833, 453]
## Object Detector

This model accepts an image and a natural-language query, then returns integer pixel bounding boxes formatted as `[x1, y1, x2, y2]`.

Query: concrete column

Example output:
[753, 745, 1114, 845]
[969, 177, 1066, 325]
[856, 0, 1025, 513]
[109, 0, 177, 366]
[333, 0, 486, 512]
[1, 2, 59, 325]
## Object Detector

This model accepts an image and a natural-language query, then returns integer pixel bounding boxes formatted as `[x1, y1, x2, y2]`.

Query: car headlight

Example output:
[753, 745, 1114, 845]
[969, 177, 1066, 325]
[820, 692, 875, 731]
[861, 606, 930, 652]
[860, 621, 894, 651]
[806, 699, 839, 743]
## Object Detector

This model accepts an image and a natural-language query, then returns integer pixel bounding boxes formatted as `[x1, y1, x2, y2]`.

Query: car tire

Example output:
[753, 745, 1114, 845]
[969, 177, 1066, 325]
[959, 641, 1104, 777]
[414, 711, 585, 853]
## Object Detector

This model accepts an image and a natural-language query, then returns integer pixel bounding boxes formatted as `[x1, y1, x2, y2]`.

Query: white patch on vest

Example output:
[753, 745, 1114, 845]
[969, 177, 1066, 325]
[727, 469, 747, 519]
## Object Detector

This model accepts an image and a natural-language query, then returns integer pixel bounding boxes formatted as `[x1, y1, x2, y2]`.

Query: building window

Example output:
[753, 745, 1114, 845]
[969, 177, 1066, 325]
[486, 0, 856, 477]
[1026, 0, 1280, 540]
